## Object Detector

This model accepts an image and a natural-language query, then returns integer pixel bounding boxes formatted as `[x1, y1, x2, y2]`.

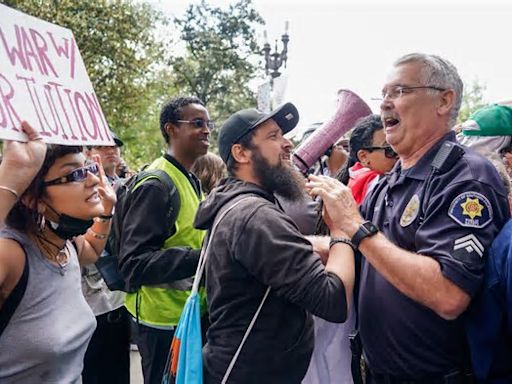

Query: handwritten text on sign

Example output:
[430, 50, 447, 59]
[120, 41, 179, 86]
[0, 4, 113, 145]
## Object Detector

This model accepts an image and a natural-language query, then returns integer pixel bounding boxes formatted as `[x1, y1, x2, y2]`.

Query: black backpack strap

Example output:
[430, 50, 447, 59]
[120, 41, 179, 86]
[418, 141, 465, 225]
[102, 168, 179, 293]
[126, 169, 179, 242]
[0, 246, 29, 338]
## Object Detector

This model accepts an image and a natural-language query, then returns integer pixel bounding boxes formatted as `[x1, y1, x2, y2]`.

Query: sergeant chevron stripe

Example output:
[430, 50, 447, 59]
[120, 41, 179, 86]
[454, 234, 484, 258]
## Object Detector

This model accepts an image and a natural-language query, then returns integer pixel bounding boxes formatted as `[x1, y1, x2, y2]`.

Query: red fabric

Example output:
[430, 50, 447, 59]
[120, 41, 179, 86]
[348, 162, 381, 205]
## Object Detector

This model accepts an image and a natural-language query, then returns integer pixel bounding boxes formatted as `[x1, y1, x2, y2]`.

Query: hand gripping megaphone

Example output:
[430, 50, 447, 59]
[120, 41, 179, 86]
[293, 89, 372, 175]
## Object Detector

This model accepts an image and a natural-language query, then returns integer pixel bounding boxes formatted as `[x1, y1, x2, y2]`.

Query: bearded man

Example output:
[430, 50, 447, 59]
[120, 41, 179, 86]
[194, 103, 355, 384]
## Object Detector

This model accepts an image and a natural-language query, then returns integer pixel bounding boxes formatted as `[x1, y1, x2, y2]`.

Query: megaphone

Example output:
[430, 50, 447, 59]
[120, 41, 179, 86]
[293, 89, 372, 175]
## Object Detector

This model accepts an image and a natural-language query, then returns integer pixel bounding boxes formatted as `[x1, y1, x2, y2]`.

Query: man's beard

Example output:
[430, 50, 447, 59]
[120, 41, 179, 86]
[252, 147, 305, 202]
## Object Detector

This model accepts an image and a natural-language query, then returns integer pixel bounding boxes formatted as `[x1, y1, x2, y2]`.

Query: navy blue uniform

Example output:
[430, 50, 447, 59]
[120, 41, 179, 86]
[359, 131, 510, 377]
[466, 219, 512, 381]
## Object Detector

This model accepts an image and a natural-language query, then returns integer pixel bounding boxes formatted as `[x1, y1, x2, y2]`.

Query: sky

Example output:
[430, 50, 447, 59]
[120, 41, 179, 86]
[150, 0, 512, 135]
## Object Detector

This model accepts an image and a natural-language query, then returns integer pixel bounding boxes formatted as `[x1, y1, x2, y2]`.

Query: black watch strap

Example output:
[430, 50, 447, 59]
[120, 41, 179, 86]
[351, 221, 378, 250]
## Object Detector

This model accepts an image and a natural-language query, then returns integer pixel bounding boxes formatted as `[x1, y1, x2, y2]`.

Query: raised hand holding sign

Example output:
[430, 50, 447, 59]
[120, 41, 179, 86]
[0, 4, 113, 146]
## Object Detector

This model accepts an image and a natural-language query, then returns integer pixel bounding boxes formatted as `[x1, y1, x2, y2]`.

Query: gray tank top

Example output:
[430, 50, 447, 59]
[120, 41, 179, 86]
[0, 227, 96, 383]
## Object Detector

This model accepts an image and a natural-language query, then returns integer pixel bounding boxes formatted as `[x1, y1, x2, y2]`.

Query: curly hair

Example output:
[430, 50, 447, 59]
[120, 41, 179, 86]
[159, 96, 205, 143]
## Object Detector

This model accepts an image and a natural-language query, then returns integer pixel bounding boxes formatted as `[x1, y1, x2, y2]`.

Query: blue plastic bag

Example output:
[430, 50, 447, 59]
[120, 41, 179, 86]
[162, 198, 253, 384]
[162, 291, 203, 384]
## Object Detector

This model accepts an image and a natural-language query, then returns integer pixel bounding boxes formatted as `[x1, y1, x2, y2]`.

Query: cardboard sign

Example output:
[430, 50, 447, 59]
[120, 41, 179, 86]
[0, 4, 113, 145]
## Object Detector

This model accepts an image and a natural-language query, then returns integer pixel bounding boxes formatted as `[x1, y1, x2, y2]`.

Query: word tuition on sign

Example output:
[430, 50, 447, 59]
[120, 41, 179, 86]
[0, 4, 113, 146]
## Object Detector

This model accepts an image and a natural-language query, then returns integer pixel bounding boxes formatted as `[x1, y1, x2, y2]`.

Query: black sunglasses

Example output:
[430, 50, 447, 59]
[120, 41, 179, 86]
[44, 162, 100, 186]
[175, 119, 215, 130]
[362, 146, 397, 159]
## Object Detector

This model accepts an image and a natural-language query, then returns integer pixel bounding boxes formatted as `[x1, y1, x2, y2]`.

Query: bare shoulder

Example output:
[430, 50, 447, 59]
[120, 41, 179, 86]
[0, 238, 25, 266]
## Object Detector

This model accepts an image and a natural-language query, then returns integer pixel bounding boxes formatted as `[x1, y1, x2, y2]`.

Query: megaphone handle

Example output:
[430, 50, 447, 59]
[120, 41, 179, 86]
[318, 159, 326, 176]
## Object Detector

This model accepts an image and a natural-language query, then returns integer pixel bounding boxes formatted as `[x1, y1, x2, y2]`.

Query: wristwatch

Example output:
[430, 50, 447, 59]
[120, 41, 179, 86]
[351, 221, 378, 250]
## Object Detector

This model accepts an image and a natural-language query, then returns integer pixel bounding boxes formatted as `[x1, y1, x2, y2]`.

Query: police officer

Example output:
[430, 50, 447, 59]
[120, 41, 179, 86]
[307, 53, 510, 383]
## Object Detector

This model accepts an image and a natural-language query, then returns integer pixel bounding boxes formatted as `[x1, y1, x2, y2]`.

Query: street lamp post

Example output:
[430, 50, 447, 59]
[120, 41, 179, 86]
[263, 21, 289, 87]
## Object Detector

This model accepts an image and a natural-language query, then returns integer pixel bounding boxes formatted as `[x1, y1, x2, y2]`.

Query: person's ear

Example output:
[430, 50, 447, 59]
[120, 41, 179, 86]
[20, 194, 43, 212]
[357, 149, 369, 166]
[437, 89, 456, 118]
[231, 144, 251, 165]
[37, 199, 48, 214]
[165, 122, 178, 140]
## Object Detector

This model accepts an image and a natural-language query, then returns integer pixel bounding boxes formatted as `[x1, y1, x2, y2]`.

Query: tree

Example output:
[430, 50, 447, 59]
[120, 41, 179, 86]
[2, 0, 168, 168]
[458, 79, 487, 123]
[2, 0, 268, 165]
[170, 0, 265, 150]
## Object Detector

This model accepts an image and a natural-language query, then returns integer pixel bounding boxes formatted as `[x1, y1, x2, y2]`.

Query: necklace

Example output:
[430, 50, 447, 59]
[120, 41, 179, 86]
[36, 235, 70, 275]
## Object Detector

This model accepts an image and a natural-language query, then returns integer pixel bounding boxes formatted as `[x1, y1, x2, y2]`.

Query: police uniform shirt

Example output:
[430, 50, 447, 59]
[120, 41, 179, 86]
[359, 131, 510, 376]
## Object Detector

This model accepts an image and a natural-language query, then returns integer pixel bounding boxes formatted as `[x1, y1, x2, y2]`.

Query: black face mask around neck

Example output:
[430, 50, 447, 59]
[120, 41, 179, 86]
[45, 205, 94, 240]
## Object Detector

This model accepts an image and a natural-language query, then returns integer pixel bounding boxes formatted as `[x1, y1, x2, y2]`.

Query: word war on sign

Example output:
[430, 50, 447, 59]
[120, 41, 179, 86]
[0, 3, 113, 146]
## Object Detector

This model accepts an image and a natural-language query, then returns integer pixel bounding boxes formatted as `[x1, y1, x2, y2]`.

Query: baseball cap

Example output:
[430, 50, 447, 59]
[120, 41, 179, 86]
[111, 132, 124, 147]
[86, 131, 124, 150]
[218, 102, 299, 163]
[461, 104, 512, 136]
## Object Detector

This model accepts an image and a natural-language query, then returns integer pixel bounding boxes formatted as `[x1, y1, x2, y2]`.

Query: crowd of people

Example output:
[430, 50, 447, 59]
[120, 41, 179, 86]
[0, 52, 511, 384]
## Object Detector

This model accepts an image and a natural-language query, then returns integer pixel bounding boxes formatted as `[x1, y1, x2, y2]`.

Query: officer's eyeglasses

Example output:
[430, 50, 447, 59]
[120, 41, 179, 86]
[373, 85, 446, 101]
[44, 162, 100, 186]
[175, 119, 215, 130]
[362, 146, 397, 159]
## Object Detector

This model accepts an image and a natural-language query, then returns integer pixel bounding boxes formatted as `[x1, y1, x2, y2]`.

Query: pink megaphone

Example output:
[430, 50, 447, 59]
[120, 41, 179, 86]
[293, 89, 372, 174]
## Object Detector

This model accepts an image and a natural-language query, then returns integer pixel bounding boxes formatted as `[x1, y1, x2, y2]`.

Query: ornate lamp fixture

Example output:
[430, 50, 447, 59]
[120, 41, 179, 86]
[263, 21, 289, 84]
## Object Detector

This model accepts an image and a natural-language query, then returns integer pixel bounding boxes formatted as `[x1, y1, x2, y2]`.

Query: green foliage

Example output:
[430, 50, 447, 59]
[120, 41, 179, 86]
[458, 79, 487, 123]
[2, 0, 168, 169]
[171, 0, 265, 150]
[2, 0, 267, 165]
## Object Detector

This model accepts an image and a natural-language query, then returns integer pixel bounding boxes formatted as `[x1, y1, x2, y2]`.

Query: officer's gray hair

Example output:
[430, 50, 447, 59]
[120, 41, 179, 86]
[394, 53, 463, 125]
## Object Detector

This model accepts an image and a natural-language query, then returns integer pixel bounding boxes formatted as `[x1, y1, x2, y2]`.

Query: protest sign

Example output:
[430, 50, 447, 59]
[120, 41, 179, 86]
[0, 4, 114, 145]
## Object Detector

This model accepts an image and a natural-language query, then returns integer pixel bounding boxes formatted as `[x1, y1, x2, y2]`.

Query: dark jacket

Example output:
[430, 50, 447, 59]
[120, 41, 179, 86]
[466, 219, 512, 382]
[117, 154, 201, 288]
[194, 177, 347, 384]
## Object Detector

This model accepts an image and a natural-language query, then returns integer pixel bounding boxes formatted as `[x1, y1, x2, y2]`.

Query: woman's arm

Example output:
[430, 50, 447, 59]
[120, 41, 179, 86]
[76, 156, 117, 266]
[0, 239, 26, 310]
[0, 122, 46, 224]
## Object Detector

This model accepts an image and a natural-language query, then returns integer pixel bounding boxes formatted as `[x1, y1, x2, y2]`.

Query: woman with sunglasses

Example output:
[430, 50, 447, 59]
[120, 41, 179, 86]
[338, 114, 398, 205]
[0, 122, 116, 383]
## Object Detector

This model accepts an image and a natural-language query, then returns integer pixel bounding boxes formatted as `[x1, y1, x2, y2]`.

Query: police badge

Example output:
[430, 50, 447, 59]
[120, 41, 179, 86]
[400, 194, 420, 227]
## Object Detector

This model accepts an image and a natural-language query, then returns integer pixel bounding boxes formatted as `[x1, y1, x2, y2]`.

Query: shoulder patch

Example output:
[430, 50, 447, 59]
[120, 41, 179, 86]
[453, 234, 484, 265]
[454, 234, 484, 258]
[448, 192, 493, 228]
[400, 194, 420, 227]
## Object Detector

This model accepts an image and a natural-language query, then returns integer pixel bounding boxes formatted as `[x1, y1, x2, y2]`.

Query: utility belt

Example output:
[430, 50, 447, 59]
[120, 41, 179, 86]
[349, 330, 474, 384]
[367, 369, 475, 384]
